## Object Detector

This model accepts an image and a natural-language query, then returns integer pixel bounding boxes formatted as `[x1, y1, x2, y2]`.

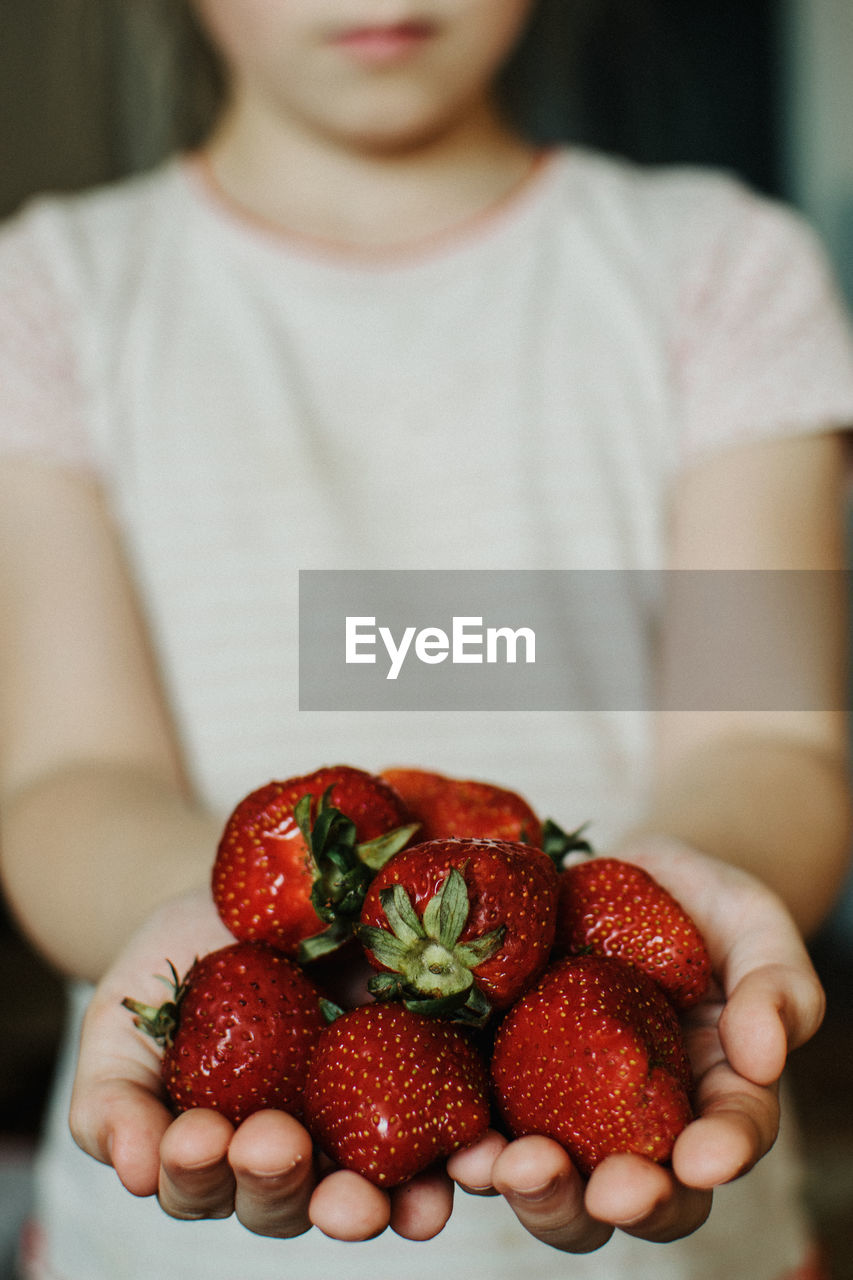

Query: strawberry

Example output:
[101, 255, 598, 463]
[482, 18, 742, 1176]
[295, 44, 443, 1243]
[122, 941, 326, 1125]
[303, 1001, 490, 1187]
[358, 837, 559, 1024]
[553, 856, 712, 1010]
[491, 954, 694, 1175]
[212, 765, 417, 961]
[381, 767, 542, 845]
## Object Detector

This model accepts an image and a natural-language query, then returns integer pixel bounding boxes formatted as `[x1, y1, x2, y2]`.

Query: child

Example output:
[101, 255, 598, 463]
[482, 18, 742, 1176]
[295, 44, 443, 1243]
[1, 1, 852, 1277]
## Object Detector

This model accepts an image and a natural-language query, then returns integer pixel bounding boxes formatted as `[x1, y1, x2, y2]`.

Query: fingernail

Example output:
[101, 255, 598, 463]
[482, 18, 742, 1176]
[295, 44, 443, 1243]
[244, 1156, 304, 1184]
[181, 1156, 226, 1174]
[513, 1176, 560, 1202]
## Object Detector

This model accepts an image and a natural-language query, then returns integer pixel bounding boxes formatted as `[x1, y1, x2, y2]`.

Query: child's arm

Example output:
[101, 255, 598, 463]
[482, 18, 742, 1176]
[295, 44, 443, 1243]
[642, 430, 852, 934]
[0, 460, 220, 980]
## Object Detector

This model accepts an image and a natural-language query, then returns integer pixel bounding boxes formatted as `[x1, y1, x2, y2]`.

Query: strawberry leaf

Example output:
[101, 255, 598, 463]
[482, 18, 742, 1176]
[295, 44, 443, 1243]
[314, 799, 357, 857]
[401, 987, 473, 1017]
[358, 924, 413, 971]
[310, 863, 371, 923]
[360, 869, 506, 1025]
[541, 819, 593, 866]
[319, 998, 346, 1024]
[452, 985, 494, 1028]
[366, 972, 408, 1001]
[298, 918, 356, 964]
[296, 789, 418, 938]
[422, 868, 469, 950]
[454, 926, 506, 967]
[379, 884, 426, 946]
[400, 979, 493, 1028]
[356, 823, 420, 871]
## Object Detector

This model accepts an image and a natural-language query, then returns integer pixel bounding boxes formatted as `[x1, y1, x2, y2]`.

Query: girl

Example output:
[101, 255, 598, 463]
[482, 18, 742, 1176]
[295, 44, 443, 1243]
[1, 2, 852, 1277]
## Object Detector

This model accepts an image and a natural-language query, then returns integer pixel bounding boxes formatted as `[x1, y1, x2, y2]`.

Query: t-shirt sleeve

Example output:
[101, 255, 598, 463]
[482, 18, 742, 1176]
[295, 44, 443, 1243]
[672, 180, 853, 466]
[0, 204, 96, 471]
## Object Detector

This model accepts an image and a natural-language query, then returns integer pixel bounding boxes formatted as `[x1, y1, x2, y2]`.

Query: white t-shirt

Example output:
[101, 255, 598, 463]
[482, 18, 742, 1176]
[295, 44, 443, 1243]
[2, 146, 853, 1280]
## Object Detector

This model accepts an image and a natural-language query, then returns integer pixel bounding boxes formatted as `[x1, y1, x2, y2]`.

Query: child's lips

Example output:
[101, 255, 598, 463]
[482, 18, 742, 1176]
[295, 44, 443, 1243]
[330, 20, 437, 64]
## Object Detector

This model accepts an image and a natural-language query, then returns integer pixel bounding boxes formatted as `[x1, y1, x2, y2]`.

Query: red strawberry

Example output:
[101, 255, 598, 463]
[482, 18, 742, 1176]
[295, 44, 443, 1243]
[381, 767, 542, 845]
[212, 765, 417, 961]
[122, 941, 326, 1125]
[491, 954, 694, 1175]
[553, 856, 712, 1010]
[358, 837, 559, 1024]
[303, 1001, 490, 1187]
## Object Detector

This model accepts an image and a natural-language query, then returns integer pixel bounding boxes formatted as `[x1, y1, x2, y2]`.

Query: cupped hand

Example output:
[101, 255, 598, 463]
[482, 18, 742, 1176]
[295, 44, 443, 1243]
[448, 835, 825, 1252]
[68, 887, 455, 1242]
[69, 839, 825, 1251]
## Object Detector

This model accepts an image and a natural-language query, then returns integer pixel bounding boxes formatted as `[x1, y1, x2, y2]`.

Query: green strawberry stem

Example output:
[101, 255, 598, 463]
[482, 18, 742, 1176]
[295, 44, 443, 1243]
[541, 818, 594, 866]
[294, 789, 419, 964]
[122, 961, 185, 1048]
[358, 868, 504, 1027]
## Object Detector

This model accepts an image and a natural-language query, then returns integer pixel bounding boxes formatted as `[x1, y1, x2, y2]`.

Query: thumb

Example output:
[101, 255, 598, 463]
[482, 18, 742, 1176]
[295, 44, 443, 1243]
[718, 963, 825, 1086]
[70, 1075, 172, 1197]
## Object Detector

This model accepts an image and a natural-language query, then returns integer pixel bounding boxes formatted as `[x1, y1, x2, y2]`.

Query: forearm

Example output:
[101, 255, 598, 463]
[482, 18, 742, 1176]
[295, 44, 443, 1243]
[624, 729, 852, 937]
[0, 760, 222, 981]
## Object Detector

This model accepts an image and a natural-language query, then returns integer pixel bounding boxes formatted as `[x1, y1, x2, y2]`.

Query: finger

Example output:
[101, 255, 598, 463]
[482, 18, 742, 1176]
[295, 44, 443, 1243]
[70, 1076, 172, 1198]
[308, 1169, 391, 1241]
[389, 1165, 455, 1240]
[693, 869, 825, 1083]
[491, 1136, 613, 1254]
[446, 1129, 508, 1195]
[672, 1078, 780, 1189]
[228, 1110, 315, 1238]
[158, 1109, 236, 1220]
[718, 964, 825, 1085]
[672, 994, 782, 1190]
[584, 1154, 712, 1242]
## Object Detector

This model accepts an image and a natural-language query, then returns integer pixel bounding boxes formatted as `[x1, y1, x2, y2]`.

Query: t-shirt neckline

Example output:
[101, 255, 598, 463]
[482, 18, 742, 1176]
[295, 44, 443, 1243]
[178, 145, 567, 273]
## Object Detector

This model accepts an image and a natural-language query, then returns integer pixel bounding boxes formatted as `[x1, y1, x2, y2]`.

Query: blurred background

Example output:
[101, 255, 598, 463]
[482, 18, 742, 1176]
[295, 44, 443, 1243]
[0, 0, 851, 1275]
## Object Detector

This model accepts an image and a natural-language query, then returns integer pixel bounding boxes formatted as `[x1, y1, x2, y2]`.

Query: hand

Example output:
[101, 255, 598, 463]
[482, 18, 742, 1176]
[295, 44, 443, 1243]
[68, 888, 456, 1241]
[70, 840, 824, 1249]
[447, 836, 825, 1252]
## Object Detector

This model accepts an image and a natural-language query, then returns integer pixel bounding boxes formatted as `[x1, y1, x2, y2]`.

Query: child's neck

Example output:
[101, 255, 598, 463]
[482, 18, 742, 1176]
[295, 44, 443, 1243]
[202, 96, 539, 251]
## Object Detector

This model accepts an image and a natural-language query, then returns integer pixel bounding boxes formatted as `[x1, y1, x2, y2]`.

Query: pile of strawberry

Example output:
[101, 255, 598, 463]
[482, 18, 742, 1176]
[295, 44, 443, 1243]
[124, 764, 712, 1189]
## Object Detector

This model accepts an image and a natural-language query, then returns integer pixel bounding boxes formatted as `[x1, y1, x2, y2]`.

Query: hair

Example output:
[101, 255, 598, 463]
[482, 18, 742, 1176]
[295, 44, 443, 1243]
[153, 1, 225, 151]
